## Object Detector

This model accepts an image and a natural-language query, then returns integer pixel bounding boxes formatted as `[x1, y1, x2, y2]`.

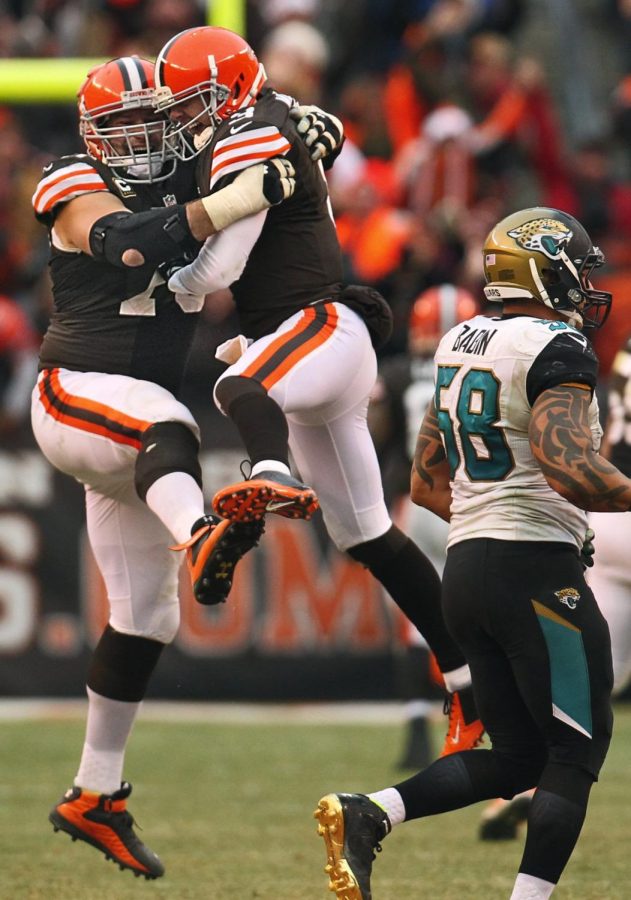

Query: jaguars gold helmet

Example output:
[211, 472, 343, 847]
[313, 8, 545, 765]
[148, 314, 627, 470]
[483, 207, 611, 329]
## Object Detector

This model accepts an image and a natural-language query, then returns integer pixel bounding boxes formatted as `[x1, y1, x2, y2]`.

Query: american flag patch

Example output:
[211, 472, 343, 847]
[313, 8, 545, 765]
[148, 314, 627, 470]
[32, 162, 108, 215]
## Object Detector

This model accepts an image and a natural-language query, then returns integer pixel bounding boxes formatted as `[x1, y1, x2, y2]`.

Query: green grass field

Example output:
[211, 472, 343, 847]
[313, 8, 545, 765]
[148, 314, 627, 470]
[1, 704, 630, 899]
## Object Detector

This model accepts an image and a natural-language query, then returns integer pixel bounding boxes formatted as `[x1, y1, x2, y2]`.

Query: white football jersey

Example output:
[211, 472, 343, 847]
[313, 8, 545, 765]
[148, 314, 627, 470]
[434, 314, 601, 549]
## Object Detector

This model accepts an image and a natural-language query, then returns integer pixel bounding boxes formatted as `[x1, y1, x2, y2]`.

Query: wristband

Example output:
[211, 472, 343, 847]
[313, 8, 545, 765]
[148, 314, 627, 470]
[200, 166, 270, 232]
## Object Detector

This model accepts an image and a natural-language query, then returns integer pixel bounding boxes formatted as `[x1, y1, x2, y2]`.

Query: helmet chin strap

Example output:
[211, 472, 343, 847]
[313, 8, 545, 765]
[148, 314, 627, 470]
[528, 257, 550, 303]
[564, 309, 584, 328]
[528, 256, 583, 328]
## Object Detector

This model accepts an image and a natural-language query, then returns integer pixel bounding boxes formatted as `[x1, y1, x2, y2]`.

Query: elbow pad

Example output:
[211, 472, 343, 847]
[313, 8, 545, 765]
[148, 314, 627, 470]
[89, 206, 196, 269]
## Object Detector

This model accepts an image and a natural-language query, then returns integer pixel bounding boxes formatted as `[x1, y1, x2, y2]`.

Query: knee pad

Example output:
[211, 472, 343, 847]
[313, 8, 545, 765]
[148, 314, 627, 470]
[214, 375, 267, 415]
[135, 421, 201, 501]
[87, 624, 167, 702]
[347, 524, 407, 569]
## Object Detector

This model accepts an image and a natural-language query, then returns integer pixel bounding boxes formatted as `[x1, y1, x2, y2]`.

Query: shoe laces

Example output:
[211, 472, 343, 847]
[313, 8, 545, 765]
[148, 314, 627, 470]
[118, 807, 142, 833]
[373, 842, 383, 859]
[357, 810, 388, 860]
[443, 693, 462, 737]
[102, 797, 140, 831]
[239, 459, 252, 480]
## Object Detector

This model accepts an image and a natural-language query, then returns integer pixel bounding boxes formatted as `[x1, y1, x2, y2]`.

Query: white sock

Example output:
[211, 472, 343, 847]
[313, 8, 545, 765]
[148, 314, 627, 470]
[74, 688, 141, 795]
[145, 472, 205, 543]
[442, 663, 472, 693]
[510, 874, 556, 899]
[367, 788, 406, 827]
[251, 459, 291, 478]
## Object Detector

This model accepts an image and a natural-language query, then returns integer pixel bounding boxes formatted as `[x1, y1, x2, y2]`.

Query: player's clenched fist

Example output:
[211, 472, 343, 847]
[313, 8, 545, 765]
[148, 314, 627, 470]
[262, 157, 296, 205]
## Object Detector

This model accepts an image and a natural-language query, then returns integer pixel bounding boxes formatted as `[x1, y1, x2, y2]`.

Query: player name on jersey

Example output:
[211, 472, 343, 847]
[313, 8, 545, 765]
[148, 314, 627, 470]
[451, 325, 498, 355]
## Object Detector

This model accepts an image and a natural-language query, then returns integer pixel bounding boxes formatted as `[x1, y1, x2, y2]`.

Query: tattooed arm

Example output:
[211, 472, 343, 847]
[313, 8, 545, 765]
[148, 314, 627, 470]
[411, 398, 452, 521]
[529, 383, 631, 511]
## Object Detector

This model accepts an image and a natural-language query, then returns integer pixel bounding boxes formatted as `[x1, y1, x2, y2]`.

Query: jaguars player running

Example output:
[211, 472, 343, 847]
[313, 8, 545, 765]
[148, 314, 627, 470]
[32, 55, 336, 880]
[155, 25, 485, 757]
[315, 208, 625, 900]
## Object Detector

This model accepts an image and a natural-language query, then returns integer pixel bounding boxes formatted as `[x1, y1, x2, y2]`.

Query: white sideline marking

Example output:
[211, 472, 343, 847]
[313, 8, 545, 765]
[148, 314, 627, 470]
[0, 699, 442, 724]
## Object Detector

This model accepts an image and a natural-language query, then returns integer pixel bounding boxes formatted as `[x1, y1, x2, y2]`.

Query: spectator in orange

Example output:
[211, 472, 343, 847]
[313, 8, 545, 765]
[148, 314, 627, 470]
[465, 34, 571, 210]
[335, 158, 413, 285]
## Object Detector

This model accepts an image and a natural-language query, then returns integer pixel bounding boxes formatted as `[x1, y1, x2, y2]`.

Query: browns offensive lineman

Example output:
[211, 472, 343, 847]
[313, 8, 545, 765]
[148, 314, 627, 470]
[31, 55, 333, 879]
[154, 26, 484, 755]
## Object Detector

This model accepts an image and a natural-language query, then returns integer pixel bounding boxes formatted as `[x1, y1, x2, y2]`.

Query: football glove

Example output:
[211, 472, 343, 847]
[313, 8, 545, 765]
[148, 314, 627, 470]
[580, 527, 596, 569]
[261, 157, 296, 205]
[158, 254, 195, 283]
[290, 104, 345, 163]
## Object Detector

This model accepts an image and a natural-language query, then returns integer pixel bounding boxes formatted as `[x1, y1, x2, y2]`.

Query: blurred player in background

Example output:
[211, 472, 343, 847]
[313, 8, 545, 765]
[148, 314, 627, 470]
[315, 207, 619, 900]
[31, 55, 333, 879]
[154, 25, 484, 757]
[0, 292, 39, 435]
[368, 284, 478, 769]
[587, 332, 631, 697]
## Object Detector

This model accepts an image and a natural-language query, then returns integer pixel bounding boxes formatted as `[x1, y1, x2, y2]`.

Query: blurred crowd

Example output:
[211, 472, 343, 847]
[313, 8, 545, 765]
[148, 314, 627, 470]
[3, 0, 631, 439]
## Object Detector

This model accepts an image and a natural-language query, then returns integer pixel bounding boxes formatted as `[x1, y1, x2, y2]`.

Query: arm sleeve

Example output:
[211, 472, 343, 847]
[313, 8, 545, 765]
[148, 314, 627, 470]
[526, 331, 599, 405]
[168, 210, 267, 295]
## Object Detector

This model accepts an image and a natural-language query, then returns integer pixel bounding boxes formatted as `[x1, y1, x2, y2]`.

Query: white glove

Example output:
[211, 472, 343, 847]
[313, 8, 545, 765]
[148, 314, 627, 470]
[290, 104, 344, 161]
[174, 291, 206, 313]
[215, 334, 253, 364]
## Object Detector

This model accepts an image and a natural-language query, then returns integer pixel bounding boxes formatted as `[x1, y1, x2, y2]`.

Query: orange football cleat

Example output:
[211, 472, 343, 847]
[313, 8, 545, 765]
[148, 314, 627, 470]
[440, 690, 485, 757]
[172, 514, 263, 605]
[49, 782, 164, 879]
[213, 470, 319, 523]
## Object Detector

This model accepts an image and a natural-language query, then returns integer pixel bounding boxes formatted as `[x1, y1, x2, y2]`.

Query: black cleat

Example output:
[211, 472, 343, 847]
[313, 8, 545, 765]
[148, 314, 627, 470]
[172, 514, 264, 605]
[213, 469, 319, 523]
[49, 782, 164, 879]
[314, 793, 391, 900]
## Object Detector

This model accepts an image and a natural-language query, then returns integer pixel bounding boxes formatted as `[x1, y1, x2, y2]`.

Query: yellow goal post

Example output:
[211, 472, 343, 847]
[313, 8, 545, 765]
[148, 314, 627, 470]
[0, 0, 245, 103]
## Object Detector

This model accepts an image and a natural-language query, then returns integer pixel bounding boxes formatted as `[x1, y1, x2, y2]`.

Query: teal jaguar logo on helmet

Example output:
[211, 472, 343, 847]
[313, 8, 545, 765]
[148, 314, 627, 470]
[554, 587, 581, 610]
[507, 218, 573, 260]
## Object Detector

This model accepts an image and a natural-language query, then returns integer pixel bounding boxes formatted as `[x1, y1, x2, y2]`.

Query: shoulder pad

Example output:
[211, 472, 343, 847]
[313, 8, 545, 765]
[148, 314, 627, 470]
[209, 108, 292, 191]
[33, 154, 109, 221]
[526, 329, 598, 405]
